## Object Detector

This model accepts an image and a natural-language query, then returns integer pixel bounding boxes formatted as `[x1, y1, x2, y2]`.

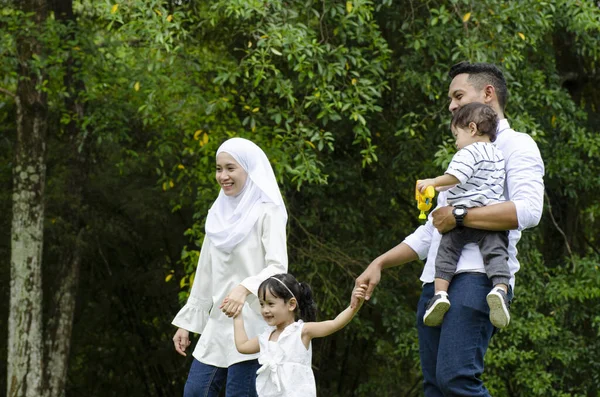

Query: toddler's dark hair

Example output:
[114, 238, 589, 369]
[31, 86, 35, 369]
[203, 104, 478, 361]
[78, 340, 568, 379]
[258, 273, 317, 322]
[451, 102, 499, 142]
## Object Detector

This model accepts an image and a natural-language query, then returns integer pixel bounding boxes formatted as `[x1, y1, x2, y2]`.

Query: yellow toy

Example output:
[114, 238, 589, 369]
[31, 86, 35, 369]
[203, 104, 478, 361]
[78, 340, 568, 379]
[415, 182, 436, 220]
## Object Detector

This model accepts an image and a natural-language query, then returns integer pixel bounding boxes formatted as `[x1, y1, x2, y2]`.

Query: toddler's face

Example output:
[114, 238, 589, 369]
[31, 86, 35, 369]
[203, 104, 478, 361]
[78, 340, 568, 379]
[451, 125, 475, 150]
[259, 289, 295, 327]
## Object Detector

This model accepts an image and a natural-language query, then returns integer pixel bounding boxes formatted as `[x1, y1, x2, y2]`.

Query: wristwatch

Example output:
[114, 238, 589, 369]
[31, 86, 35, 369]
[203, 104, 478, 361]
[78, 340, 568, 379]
[452, 207, 468, 228]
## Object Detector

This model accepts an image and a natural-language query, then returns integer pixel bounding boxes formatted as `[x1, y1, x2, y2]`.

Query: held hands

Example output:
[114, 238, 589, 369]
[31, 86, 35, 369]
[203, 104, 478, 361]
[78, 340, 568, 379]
[220, 284, 251, 318]
[416, 178, 436, 193]
[352, 261, 382, 308]
[352, 284, 368, 311]
[173, 328, 191, 357]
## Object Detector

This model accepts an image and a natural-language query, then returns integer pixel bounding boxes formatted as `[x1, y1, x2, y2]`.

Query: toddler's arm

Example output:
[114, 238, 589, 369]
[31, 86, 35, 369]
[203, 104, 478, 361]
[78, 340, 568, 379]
[301, 285, 366, 344]
[233, 309, 260, 354]
[417, 174, 460, 193]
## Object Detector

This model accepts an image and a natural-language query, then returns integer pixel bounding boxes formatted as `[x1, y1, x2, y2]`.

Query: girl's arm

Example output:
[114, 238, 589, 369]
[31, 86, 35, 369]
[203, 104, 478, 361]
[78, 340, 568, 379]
[233, 311, 260, 354]
[302, 285, 366, 346]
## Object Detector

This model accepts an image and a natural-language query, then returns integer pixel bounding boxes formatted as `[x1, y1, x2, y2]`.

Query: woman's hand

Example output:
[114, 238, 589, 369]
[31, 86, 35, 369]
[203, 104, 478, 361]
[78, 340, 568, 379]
[173, 328, 191, 357]
[220, 284, 251, 318]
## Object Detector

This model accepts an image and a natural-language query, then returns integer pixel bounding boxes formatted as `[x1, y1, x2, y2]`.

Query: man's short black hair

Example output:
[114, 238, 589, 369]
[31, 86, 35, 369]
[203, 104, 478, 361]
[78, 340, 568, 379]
[451, 102, 499, 142]
[449, 62, 508, 111]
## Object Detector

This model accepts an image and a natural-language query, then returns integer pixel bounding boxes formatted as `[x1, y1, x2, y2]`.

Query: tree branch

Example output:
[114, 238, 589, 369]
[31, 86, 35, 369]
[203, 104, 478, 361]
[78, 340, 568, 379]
[0, 86, 16, 99]
[544, 190, 574, 261]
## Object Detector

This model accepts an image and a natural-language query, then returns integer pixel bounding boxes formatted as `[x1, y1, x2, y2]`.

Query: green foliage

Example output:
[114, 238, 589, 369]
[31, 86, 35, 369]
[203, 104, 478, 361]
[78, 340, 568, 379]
[1, 0, 600, 396]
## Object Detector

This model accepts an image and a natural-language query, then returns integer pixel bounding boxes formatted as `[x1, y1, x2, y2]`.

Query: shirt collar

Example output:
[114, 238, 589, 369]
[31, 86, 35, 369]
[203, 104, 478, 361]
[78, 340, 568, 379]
[497, 118, 511, 136]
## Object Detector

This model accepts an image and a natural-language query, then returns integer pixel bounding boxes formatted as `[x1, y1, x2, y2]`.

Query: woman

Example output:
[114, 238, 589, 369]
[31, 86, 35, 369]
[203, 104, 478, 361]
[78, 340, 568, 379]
[172, 137, 288, 396]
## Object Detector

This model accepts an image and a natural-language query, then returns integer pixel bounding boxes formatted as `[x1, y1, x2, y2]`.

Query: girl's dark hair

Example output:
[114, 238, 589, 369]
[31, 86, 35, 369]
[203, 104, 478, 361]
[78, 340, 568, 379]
[451, 102, 499, 142]
[258, 273, 317, 322]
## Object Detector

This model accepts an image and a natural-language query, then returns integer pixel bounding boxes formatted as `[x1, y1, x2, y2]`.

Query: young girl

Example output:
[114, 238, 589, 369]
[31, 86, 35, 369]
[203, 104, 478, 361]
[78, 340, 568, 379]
[233, 273, 367, 397]
[171, 138, 288, 397]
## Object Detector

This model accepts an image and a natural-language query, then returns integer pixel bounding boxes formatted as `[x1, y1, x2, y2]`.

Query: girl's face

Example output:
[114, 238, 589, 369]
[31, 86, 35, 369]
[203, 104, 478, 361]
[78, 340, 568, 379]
[259, 288, 296, 327]
[216, 152, 248, 196]
[451, 123, 477, 150]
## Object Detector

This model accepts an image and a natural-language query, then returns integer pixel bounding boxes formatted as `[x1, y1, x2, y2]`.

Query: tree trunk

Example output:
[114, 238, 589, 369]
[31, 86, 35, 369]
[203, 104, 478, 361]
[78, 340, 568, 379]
[8, 1, 48, 396]
[43, 2, 86, 396]
[44, 232, 82, 397]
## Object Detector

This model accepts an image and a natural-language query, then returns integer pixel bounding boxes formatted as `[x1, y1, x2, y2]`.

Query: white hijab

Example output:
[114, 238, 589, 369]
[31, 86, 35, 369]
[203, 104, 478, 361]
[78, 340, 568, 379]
[205, 138, 287, 253]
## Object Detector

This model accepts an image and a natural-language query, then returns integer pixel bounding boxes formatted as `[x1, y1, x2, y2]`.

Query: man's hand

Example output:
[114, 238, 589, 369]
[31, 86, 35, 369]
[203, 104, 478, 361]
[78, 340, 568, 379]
[431, 205, 456, 234]
[352, 262, 382, 308]
[173, 328, 191, 357]
[220, 284, 251, 318]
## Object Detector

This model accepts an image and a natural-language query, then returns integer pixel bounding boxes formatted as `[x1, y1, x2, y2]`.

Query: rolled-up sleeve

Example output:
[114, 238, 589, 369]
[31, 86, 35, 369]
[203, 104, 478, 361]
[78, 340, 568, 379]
[403, 221, 435, 260]
[505, 135, 545, 231]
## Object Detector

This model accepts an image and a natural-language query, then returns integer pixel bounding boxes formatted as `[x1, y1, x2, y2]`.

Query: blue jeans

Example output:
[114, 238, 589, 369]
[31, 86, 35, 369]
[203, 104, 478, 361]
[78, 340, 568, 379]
[416, 273, 513, 396]
[183, 358, 260, 397]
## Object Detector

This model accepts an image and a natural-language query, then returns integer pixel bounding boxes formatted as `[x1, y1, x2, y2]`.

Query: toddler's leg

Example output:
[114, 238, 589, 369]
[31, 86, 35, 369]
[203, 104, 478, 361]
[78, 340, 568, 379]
[478, 230, 511, 329]
[434, 278, 450, 294]
[423, 279, 451, 327]
[424, 230, 465, 327]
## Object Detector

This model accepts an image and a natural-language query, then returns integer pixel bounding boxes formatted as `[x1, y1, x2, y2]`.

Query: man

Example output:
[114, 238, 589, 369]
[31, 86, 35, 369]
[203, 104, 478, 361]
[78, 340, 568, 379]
[352, 62, 544, 396]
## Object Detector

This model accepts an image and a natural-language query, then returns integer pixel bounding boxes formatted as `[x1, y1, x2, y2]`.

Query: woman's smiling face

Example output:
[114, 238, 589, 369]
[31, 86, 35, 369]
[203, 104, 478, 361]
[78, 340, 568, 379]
[215, 152, 248, 196]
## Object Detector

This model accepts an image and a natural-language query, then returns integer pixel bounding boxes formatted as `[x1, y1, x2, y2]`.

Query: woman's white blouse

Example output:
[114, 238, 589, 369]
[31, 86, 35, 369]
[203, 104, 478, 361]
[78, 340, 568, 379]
[256, 321, 316, 397]
[172, 202, 288, 367]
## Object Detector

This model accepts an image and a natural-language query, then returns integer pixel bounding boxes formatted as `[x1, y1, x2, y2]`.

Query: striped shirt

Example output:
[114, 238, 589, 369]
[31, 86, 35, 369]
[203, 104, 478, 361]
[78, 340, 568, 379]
[445, 141, 505, 208]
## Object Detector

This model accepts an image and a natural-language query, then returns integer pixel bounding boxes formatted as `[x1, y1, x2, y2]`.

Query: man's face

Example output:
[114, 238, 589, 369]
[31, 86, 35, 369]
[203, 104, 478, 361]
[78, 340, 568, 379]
[447, 73, 487, 114]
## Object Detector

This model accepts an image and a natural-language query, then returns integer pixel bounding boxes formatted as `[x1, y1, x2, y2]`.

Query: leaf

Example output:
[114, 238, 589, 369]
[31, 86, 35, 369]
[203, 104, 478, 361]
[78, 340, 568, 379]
[166, 14, 173, 22]
[169, 180, 174, 188]
[110, 4, 119, 14]
[462, 12, 471, 22]
[134, 81, 140, 91]
[165, 274, 173, 282]
[252, 107, 260, 113]
[248, 41, 252, 48]
[193, 130, 202, 140]
[346, 1, 353, 13]
[271, 48, 282, 56]
[202, 133, 209, 145]
[154, 9, 162, 17]
[518, 32, 526, 40]
[177, 164, 185, 170]
[162, 182, 167, 191]
[351, 78, 357, 85]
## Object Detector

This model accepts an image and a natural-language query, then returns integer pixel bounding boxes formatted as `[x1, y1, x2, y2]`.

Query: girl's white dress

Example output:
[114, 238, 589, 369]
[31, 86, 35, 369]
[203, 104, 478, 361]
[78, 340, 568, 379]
[256, 321, 316, 397]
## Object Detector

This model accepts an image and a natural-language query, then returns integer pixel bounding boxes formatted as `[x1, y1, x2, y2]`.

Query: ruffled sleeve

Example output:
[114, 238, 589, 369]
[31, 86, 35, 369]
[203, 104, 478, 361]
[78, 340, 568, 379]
[172, 238, 214, 334]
